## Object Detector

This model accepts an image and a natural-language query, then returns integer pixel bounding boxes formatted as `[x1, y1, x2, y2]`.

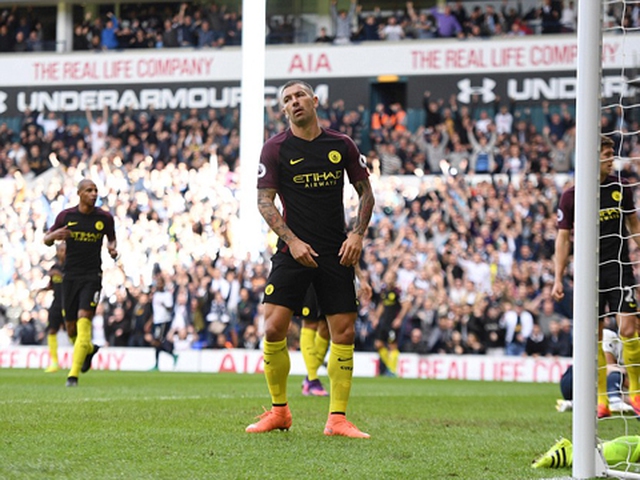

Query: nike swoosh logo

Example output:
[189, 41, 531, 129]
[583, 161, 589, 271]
[290, 158, 304, 165]
[67, 222, 78, 226]
[264, 361, 271, 365]
[337, 357, 353, 362]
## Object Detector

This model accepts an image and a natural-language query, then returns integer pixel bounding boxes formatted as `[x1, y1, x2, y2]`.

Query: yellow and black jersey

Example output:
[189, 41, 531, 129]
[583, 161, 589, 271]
[47, 206, 116, 278]
[257, 127, 369, 256]
[557, 174, 634, 266]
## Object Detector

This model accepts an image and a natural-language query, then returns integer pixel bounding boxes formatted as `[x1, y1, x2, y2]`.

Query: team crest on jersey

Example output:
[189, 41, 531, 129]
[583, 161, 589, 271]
[258, 163, 266, 178]
[612, 190, 622, 202]
[265, 284, 274, 295]
[302, 307, 310, 316]
[328, 150, 342, 164]
[95, 221, 104, 231]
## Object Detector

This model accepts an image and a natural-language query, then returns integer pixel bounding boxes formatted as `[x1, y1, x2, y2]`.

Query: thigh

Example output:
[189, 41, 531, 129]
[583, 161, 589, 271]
[77, 277, 102, 312]
[62, 279, 81, 322]
[374, 318, 393, 342]
[153, 322, 171, 342]
[600, 267, 636, 314]
[65, 320, 77, 338]
[47, 306, 64, 332]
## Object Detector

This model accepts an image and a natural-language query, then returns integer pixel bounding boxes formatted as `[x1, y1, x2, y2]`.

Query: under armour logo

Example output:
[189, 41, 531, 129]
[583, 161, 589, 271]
[0, 91, 6, 114]
[457, 78, 496, 103]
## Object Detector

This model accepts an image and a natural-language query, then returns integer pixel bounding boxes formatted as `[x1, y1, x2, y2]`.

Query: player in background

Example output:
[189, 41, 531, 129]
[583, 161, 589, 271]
[300, 265, 372, 396]
[43, 242, 66, 373]
[248, 80, 374, 438]
[372, 268, 411, 377]
[552, 135, 640, 417]
[299, 286, 331, 396]
[44, 179, 117, 387]
[602, 325, 635, 414]
[557, 324, 635, 414]
[148, 273, 179, 371]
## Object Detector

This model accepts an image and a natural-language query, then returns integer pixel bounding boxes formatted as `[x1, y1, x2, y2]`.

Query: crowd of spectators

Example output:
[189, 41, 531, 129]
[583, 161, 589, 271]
[1, 83, 639, 360]
[0, 0, 637, 53]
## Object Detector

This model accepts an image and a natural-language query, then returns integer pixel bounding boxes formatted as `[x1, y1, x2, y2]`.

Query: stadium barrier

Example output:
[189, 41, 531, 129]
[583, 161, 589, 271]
[0, 345, 571, 382]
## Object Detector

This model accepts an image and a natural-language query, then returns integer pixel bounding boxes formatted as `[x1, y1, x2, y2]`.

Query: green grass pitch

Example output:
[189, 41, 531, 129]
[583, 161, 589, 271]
[0, 368, 624, 479]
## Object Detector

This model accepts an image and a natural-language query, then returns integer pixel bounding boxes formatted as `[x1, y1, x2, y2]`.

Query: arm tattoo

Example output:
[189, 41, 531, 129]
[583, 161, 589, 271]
[352, 179, 375, 236]
[257, 188, 297, 244]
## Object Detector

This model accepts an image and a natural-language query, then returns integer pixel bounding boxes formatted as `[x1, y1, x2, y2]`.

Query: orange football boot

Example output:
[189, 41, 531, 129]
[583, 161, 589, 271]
[246, 405, 292, 433]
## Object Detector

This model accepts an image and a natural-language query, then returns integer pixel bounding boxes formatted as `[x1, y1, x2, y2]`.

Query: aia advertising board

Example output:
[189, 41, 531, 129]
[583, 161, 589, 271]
[0, 34, 635, 116]
[0, 345, 572, 382]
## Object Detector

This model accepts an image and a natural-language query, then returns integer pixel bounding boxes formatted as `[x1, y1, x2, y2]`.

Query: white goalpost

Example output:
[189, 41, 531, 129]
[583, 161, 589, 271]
[237, 0, 266, 260]
[573, 0, 640, 478]
[572, 0, 602, 476]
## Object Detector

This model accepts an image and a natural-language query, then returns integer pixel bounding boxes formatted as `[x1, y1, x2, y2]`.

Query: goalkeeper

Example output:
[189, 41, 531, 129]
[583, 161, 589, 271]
[532, 436, 640, 469]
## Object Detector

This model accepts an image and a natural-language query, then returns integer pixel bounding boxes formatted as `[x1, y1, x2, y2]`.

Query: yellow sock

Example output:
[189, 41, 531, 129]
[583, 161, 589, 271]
[300, 327, 319, 381]
[378, 346, 389, 369]
[263, 339, 290, 405]
[388, 348, 399, 374]
[315, 333, 329, 368]
[621, 334, 640, 399]
[327, 342, 354, 414]
[47, 334, 59, 365]
[598, 343, 608, 407]
[69, 318, 92, 378]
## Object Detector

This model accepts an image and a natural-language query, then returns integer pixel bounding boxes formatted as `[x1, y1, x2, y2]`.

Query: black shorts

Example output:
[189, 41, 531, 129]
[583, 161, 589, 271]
[374, 317, 398, 343]
[47, 303, 64, 331]
[599, 266, 638, 316]
[297, 286, 325, 321]
[62, 274, 102, 322]
[264, 251, 357, 316]
[153, 322, 171, 342]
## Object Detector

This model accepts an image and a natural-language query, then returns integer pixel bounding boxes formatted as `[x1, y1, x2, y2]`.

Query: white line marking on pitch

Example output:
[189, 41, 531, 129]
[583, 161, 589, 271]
[0, 393, 267, 405]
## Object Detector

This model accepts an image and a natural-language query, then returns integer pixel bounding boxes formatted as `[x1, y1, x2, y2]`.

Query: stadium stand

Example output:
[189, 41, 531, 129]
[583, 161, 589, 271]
[0, 0, 638, 358]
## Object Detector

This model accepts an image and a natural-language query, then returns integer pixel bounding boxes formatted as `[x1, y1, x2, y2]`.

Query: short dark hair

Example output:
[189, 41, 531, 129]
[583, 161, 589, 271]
[600, 134, 614, 149]
[279, 80, 314, 104]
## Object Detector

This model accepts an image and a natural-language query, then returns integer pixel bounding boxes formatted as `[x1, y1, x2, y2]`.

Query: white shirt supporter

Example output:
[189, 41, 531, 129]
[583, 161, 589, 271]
[152, 290, 174, 325]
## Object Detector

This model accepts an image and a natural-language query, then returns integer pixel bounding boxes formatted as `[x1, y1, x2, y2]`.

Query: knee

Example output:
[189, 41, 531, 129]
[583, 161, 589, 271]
[301, 320, 316, 330]
[331, 324, 355, 345]
[317, 321, 329, 337]
[618, 319, 636, 338]
[65, 322, 77, 338]
[264, 320, 288, 342]
[327, 314, 356, 343]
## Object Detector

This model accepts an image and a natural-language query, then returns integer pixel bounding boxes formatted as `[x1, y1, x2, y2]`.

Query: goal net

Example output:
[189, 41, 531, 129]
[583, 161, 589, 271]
[574, 0, 640, 478]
